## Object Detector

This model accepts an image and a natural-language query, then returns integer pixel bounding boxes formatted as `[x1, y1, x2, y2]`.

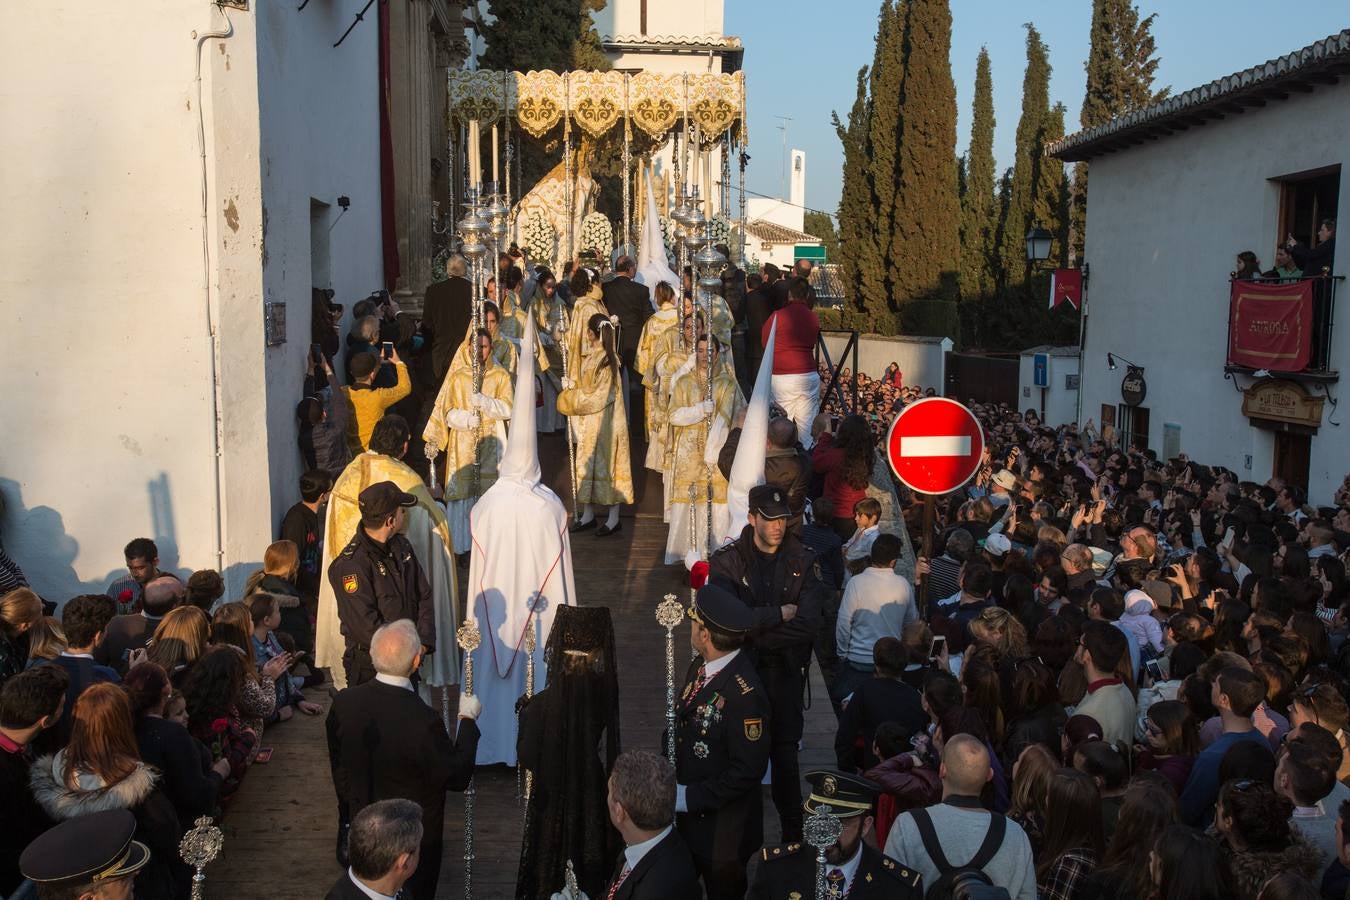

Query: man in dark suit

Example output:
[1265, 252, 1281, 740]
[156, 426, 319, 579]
[325, 799, 423, 900]
[599, 750, 700, 900]
[674, 585, 772, 900]
[420, 254, 473, 384]
[96, 575, 183, 674]
[326, 619, 480, 900]
[748, 769, 923, 899]
[48, 594, 118, 747]
[602, 255, 652, 373]
[743, 273, 771, 378]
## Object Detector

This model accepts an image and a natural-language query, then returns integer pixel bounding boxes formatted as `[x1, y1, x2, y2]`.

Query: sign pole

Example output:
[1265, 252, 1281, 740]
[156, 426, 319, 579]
[919, 493, 934, 616]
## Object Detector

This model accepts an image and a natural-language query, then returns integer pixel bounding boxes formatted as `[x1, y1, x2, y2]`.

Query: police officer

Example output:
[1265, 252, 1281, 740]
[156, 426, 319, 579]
[327, 481, 435, 687]
[674, 584, 772, 900]
[710, 483, 826, 844]
[20, 808, 150, 899]
[748, 768, 924, 899]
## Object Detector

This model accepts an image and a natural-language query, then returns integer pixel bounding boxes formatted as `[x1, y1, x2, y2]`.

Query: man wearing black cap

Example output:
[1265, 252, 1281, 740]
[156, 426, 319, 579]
[710, 482, 826, 844]
[749, 768, 923, 899]
[327, 480, 436, 687]
[20, 808, 149, 900]
[674, 584, 772, 900]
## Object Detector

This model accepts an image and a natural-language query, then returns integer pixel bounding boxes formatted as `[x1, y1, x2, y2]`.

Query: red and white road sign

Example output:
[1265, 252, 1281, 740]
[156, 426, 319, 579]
[885, 397, 985, 495]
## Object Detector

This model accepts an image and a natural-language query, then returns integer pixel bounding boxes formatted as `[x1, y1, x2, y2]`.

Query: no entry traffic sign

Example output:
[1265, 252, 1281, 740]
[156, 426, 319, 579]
[885, 397, 985, 496]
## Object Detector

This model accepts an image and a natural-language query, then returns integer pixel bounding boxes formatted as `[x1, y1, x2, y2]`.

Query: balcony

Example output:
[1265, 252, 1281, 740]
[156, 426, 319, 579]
[1225, 275, 1344, 382]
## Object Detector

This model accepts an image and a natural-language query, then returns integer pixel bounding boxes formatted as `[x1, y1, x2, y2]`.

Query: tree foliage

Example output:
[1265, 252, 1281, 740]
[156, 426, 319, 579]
[830, 0, 960, 339]
[803, 211, 840, 263]
[1072, 0, 1168, 259]
[959, 47, 997, 305]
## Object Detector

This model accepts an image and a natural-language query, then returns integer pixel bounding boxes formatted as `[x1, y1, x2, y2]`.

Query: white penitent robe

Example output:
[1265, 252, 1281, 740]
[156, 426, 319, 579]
[468, 316, 577, 765]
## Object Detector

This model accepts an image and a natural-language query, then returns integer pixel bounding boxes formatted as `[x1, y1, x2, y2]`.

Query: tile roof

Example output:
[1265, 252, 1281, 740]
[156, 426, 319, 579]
[744, 219, 821, 245]
[602, 33, 744, 50]
[1051, 28, 1350, 162]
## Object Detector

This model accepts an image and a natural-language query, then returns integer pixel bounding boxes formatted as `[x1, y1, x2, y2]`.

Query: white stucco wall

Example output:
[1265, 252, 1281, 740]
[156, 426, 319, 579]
[1018, 351, 1080, 427]
[1079, 83, 1347, 502]
[595, 0, 725, 39]
[0, 2, 383, 600]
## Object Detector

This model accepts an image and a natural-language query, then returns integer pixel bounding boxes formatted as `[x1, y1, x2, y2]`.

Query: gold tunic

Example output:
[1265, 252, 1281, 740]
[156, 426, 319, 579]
[635, 305, 680, 466]
[556, 352, 634, 506]
[565, 287, 608, 379]
[498, 288, 529, 342]
[668, 367, 743, 505]
[533, 292, 567, 390]
[422, 358, 514, 502]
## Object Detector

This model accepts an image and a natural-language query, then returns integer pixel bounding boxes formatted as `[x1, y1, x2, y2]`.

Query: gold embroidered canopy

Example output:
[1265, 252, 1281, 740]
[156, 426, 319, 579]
[448, 70, 747, 144]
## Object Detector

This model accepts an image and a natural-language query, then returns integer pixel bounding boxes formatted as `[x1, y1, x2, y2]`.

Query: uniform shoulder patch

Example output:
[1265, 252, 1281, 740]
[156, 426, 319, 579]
[734, 674, 754, 695]
[880, 857, 921, 887]
[762, 842, 805, 860]
[342, 574, 359, 594]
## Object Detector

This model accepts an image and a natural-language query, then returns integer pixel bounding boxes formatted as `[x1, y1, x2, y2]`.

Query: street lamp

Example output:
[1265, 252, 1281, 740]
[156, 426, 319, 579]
[1106, 352, 1143, 371]
[1025, 225, 1053, 264]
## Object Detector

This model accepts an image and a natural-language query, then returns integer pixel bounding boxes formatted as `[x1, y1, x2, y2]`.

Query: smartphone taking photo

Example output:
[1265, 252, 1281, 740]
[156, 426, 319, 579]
[381, 341, 394, 360]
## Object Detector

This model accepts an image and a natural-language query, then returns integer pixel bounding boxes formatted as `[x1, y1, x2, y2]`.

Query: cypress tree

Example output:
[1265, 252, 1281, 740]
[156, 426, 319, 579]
[959, 47, 996, 304]
[1072, 0, 1167, 259]
[891, 0, 960, 339]
[998, 24, 1051, 295]
[861, 0, 906, 331]
[832, 67, 872, 329]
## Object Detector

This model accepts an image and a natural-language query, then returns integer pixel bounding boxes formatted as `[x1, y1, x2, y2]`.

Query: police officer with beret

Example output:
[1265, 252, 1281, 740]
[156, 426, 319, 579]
[749, 768, 924, 899]
[710, 483, 826, 844]
[673, 584, 772, 900]
[20, 808, 150, 900]
[327, 481, 436, 687]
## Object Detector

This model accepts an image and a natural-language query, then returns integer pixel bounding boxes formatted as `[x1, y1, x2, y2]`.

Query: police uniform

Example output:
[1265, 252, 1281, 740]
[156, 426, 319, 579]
[20, 808, 151, 895]
[748, 769, 923, 900]
[674, 584, 773, 900]
[710, 483, 827, 844]
[326, 481, 436, 686]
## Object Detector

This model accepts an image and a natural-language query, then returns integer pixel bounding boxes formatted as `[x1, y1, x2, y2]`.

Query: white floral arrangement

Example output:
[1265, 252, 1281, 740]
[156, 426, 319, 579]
[521, 210, 556, 267]
[579, 212, 614, 262]
[707, 215, 731, 248]
[658, 216, 678, 268]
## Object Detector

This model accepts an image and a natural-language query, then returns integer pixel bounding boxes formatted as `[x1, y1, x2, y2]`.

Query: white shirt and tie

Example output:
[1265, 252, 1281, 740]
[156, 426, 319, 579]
[607, 825, 673, 898]
[826, 842, 864, 896]
[674, 650, 739, 813]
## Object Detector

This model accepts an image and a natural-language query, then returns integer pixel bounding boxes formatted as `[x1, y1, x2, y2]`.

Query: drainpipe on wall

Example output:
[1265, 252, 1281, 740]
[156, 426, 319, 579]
[193, 6, 234, 582]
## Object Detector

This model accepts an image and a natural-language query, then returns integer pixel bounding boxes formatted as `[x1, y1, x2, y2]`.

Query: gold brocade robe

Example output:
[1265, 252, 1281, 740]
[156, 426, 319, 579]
[565, 288, 608, 380]
[423, 358, 514, 502]
[686, 294, 734, 347]
[636, 306, 680, 468]
[668, 368, 743, 505]
[499, 289, 528, 342]
[556, 353, 634, 506]
[533, 293, 567, 390]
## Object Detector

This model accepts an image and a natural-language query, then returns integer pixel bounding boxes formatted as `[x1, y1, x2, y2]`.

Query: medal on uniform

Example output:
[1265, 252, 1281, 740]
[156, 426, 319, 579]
[693, 741, 709, 759]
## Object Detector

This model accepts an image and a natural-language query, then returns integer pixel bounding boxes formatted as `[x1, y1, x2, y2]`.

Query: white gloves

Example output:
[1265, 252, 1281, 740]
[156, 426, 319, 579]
[562, 377, 576, 390]
[457, 693, 482, 720]
[471, 392, 488, 410]
[454, 411, 480, 430]
[701, 399, 715, 416]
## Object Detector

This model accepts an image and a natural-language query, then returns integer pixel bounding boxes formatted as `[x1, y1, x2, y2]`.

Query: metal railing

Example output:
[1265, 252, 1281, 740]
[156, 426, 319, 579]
[815, 331, 859, 413]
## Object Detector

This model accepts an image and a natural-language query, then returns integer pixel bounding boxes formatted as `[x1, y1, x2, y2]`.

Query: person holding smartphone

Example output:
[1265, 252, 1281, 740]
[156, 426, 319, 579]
[340, 343, 411, 455]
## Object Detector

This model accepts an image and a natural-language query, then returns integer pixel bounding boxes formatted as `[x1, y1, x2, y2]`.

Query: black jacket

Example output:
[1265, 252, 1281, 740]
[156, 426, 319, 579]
[720, 265, 746, 325]
[421, 275, 473, 382]
[96, 613, 158, 674]
[602, 275, 653, 369]
[744, 288, 773, 358]
[326, 679, 479, 900]
[834, 676, 927, 772]
[674, 651, 772, 862]
[135, 715, 222, 825]
[327, 529, 435, 653]
[0, 744, 50, 895]
[709, 527, 827, 671]
[1290, 235, 1336, 277]
[324, 871, 375, 900]
[604, 828, 701, 900]
[748, 841, 923, 900]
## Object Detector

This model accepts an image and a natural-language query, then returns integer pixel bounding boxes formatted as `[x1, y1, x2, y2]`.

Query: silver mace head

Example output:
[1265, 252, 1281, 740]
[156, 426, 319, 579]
[456, 621, 482, 653]
[805, 804, 843, 852]
[695, 243, 726, 273]
[671, 197, 700, 229]
[179, 816, 224, 868]
[458, 208, 491, 242]
[656, 593, 685, 630]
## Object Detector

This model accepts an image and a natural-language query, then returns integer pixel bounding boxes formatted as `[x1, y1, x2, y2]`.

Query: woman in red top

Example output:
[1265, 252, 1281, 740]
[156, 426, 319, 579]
[883, 361, 903, 389]
[811, 414, 874, 539]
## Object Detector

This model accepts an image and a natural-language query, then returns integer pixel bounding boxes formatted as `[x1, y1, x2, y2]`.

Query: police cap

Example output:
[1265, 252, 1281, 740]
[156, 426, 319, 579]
[802, 768, 882, 817]
[359, 481, 417, 523]
[687, 583, 754, 635]
[20, 809, 150, 887]
[748, 484, 791, 520]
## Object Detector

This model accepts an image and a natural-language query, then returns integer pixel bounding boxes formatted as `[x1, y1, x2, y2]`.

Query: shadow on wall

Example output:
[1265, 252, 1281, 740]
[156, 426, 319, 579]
[0, 473, 262, 607]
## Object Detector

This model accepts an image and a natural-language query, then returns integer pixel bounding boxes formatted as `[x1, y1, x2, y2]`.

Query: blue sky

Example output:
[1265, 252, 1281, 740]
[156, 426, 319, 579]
[723, 1, 1347, 218]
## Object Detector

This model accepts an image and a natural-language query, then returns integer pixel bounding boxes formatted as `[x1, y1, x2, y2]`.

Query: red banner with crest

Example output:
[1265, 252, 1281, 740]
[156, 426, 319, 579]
[1228, 280, 1313, 371]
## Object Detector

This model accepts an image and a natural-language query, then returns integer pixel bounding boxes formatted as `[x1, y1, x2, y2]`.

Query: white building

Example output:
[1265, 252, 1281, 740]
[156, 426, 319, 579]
[744, 148, 824, 270]
[1, 1, 463, 599]
[1052, 30, 1347, 501]
[1018, 346, 1081, 428]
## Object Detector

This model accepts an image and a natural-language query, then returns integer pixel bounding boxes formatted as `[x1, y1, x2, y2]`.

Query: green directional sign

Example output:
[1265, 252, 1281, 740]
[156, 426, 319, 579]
[794, 244, 826, 262]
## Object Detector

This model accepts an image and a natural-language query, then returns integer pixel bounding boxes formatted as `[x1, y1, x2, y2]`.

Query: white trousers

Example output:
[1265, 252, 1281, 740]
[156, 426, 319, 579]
[771, 371, 822, 450]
